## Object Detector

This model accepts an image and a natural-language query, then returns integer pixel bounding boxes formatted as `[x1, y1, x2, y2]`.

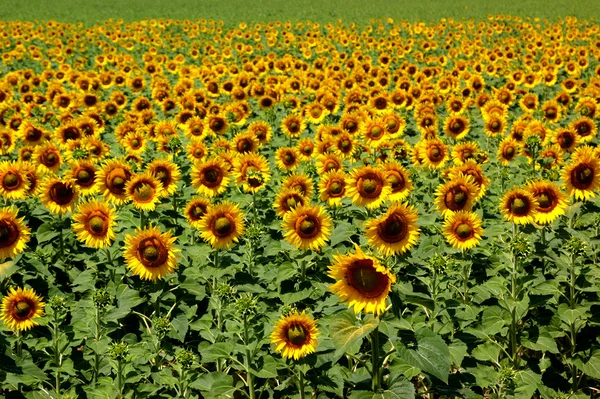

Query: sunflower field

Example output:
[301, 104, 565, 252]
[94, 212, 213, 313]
[1, 14, 600, 399]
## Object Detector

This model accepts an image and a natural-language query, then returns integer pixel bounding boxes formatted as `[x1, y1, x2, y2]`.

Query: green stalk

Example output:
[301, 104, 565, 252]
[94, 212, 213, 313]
[179, 368, 187, 398]
[53, 319, 61, 396]
[569, 251, 578, 392]
[510, 223, 519, 368]
[16, 330, 22, 357]
[371, 327, 381, 392]
[93, 307, 101, 385]
[243, 315, 256, 399]
[117, 358, 124, 398]
[298, 369, 306, 399]
[58, 216, 64, 260]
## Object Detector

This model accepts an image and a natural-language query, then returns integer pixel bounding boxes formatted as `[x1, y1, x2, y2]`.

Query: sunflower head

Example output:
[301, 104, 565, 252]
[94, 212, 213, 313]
[185, 197, 211, 229]
[123, 225, 179, 280]
[500, 188, 539, 225]
[270, 311, 318, 360]
[282, 205, 332, 252]
[72, 199, 116, 249]
[365, 203, 420, 256]
[525, 180, 568, 224]
[1, 287, 45, 331]
[328, 245, 396, 315]
[442, 210, 484, 251]
[199, 201, 245, 249]
[346, 166, 391, 209]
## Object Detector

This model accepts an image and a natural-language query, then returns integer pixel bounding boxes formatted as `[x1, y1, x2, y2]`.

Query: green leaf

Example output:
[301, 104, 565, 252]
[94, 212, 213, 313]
[330, 310, 379, 358]
[171, 313, 188, 342]
[581, 350, 600, 379]
[189, 372, 237, 398]
[472, 342, 501, 364]
[72, 268, 95, 293]
[201, 342, 234, 363]
[36, 222, 58, 243]
[449, 340, 468, 367]
[330, 221, 355, 247]
[398, 328, 450, 383]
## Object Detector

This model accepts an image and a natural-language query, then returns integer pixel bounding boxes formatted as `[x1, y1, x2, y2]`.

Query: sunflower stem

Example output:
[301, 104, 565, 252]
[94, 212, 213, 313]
[140, 209, 146, 228]
[509, 222, 519, 368]
[117, 358, 124, 398]
[93, 306, 101, 385]
[370, 327, 381, 392]
[298, 368, 306, 399]
[569, 251, 579, 392]
[243, 314, 256, 399]
[15, 330, 22, 357]
[58, 216, 64, 260]
[53, 317, 61, 397]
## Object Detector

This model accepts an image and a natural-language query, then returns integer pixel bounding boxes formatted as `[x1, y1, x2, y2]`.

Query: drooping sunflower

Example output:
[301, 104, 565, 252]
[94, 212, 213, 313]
[1, 287, 44, 331]
[270, 311, 319, 360]
[40, 177, 79, 215]
[0, 206, 31, 260]
[0, 161, 30, 200]
[562, 147, 600, 200]
[525, 180, 569, 224]
[199, 201, 245, 249]
[233, 152, 271, 193]
[435, 174, 479, 217]
[328, 245, 396, 315]
[318, 170, 347, 207]
[346, 166, 391, 209]
[123, 224, 179, 280]
[72, 199, 117, 248]
[185, 197, 211, 229]
[96, 159, 133, 205]
[364, 203, 419, 256]
[442, 211, 484, 251]
[191, 159, 230, 198]
[500, 188, 539, 225]
[282, 204, 332, 251]
[147, 157, 181, 197]
[125, 173, 163, 211]
[382, 161, 413, 202]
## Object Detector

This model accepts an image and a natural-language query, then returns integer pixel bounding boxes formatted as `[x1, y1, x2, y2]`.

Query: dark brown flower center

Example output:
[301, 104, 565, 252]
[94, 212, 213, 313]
[571, 164, 594, 189]
[376, 212, 408, 243]
[347, 259, 388, 298]
[295, 214, 320, 238]
[49, 182, 74, 205]
[358, 173, 383, 198]
[455, 223, 473, 239]
[133, 182, 154, 202]
[214, 216, 233, 236]
[287, 323, 309, 346]
[137, 237, 168, 267]
[510, 197, 529, 215]
[0, 220, 19, 248]
[369, 126, 383, 139]
[328, 180, 343, 196]
[444, 185, 469, 211]
[3, 172, 20, 189]
[203, 166, 223, 188]
[14, 300, 32, 318]
[89, 215, 107, 234]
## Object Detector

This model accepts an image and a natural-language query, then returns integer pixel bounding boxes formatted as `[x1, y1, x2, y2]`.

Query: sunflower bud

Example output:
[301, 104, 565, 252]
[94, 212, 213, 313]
[565, 237, 586, 257]
[93, 289, 112, 309]
[235, 293, 258, 318]
[153, 316, 172, 337]
[508, 232, 532, 259]
[109, 342, 129, 361]
[175, 349, 196, 369]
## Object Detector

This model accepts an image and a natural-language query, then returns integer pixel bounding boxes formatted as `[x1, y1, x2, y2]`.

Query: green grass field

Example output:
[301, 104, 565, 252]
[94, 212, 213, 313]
[1, 0, 599, 25]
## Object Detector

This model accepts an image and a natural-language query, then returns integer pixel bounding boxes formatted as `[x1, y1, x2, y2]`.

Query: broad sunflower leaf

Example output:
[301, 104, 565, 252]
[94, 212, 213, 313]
[398, 328, 450, 384]
[330, 310, 379, 358]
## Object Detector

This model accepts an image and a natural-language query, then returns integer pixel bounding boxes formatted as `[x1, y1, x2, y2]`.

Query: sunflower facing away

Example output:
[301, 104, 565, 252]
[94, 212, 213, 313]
[364, 203, 420, 257]
[500, 188, 539, 225]
[1, 287, 45, 331]
[199, 201, 245, 249]
[328, 245, 396, 315]
[270, 311, 318, 360]
[123, 224, 179, 280]
[0, 206, 31, 260]
[442, 211, 484, 251]
[72, 199, 117, 249]
[282, 204, 332, 251]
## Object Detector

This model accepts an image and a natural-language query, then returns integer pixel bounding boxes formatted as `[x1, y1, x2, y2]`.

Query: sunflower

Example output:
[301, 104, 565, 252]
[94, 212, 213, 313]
[525, 180, 569, 224]
[332, 132, 356, 159]
[199, 201, 245, 249]
[483, 115, 507, 137]
[562, 147, 600, 200]
[275, 147, 301, 171]
[500, 188, 539, 225]
[316, 153, 343, 175]
[64, 160, 98, 196]
[281, 114, 306, 138]
[182, 117, 206, 140]
[72, 199, 117, 248]
[121, 130, 147, 155]
[125, 173, 163, 211]
[0, 161, 30, 200]
[34, 142, 62, 174]
[270, 311, 319, 360]
[123, 224, 179, 280]
[232, 132, 259, 154]
[442, 211, 484, 251]
[497, 138, 519, 166]
[191, 159, 230, 198]
[282, 204, 332, 251]
[96, 159, 133, 205]
[448, 160, 490, 200]
[248, 121, 272, 145]
[443, 115, 471, 140]
[364, 203, 419, 256]
[346, 166, 391, 209]
[185, 197, 211, 229]
[382, 161, 413, 202]
[570, 117, 597, 142]
[186, 140, 208, 164]
[233, 153, 271, 193]
[1, 287, 44, 331]
[328, 245, 396, 315]
[297, 137, 315, 161]
[40, 177, 78, 215]
[552, 128, 579, 152]
[274, 188, 306, 217]
[0, 206, 31, 260]
[282, 173, 314, 199]
[147, 157, 181, 197]
[419, 138, 449, 170]
[451, 142, 479, 165]
[436, 174, 479, 217]
[361, 118, 388, 148]
[318, 170, 347, 207]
